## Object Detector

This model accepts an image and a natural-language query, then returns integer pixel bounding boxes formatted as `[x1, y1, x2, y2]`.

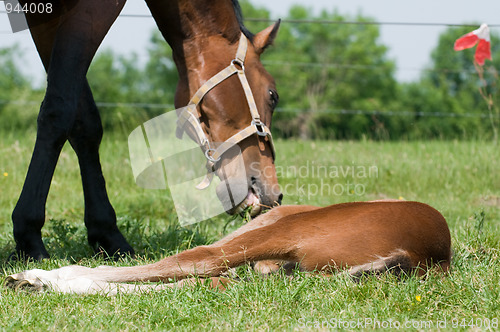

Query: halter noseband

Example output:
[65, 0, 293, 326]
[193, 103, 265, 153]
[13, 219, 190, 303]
[175, 33, 275, 189]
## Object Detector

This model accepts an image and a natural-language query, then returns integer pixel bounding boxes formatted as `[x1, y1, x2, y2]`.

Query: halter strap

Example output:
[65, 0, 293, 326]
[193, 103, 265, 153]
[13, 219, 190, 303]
[176, 33, 275, 189]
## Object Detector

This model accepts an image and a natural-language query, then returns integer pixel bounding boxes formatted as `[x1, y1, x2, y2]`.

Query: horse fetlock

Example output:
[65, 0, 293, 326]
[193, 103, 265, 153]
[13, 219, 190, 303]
[88, 230, 135, 259]
[11, 229, 49, 261]
[9, 248, 50, 262]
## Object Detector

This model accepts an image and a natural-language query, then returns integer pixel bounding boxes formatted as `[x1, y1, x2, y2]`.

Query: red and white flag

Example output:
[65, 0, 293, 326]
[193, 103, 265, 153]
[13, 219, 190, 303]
[454, 23, 492, 66]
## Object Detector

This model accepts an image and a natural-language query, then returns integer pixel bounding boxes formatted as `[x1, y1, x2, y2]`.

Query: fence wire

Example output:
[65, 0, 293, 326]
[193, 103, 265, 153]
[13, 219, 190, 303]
[1, 99, 498, 119]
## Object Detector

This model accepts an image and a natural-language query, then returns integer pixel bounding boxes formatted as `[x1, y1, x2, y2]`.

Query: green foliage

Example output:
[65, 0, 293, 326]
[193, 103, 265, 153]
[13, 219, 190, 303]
[398, 26, 500, 139]
[0, 45, 40, 131]
[87, 41, 178, 134]
[0, 45, 27, 93]
[143, 32, 179, 105]
[256, 6, 397, 139]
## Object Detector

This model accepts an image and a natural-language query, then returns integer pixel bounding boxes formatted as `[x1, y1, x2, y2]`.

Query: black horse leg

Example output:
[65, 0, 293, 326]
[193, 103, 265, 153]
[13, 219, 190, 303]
[11, 84, 79, 259]
[10, 104, 64, 259]
[12, 0, 126, 260]
[68, 82, 134, 257]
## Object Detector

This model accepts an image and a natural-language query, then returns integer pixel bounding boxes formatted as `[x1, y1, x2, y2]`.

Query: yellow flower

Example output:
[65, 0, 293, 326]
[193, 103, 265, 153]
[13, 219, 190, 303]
[416, 295, 421, 302]
[3, 172, 7, 177]
[398, 196, 405, 200]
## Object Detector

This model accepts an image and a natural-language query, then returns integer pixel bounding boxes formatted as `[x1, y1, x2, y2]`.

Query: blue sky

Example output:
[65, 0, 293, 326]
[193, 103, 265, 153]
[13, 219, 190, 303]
[1, 0, 499, 84]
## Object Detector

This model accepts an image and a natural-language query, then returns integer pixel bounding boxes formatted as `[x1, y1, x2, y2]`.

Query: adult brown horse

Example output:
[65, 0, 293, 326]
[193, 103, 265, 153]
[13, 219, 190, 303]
[12, 0, 282, 260]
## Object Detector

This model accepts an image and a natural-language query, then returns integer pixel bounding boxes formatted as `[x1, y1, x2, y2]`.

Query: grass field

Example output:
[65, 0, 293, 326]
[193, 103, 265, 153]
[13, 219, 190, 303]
[1, 130, 499, 330]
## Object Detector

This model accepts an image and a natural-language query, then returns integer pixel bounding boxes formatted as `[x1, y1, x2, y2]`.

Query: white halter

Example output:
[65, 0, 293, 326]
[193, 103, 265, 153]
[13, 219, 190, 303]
[175, 33, 275, 189]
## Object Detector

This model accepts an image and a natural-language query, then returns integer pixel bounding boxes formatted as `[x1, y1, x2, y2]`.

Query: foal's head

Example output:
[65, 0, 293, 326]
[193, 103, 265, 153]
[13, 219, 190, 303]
[175, 21, 282, 215]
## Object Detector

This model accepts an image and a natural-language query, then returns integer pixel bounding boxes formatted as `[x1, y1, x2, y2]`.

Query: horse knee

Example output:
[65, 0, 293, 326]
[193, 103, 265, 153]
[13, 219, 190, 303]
[70, 91, 104, 148]
[12, 205, 45, 233]
[37, 93, 79, 141]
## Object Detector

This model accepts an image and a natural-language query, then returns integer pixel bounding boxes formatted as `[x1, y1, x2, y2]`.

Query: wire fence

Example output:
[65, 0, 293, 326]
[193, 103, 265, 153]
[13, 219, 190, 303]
[1, 99, 498, 119]
[115, 14, 500, 28]
[2, 15, 500, 32]
[2, 8, 500, 33]
[261, 60, 484, 75]
[1, 10, 497, 76]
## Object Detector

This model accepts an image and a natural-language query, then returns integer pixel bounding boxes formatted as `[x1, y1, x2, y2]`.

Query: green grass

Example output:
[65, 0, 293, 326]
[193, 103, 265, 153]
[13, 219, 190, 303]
[1, 130, 499, 330]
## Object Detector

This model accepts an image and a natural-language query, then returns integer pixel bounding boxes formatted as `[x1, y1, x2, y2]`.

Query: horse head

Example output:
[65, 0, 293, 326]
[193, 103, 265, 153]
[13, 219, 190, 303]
[174, 21, 282, 216]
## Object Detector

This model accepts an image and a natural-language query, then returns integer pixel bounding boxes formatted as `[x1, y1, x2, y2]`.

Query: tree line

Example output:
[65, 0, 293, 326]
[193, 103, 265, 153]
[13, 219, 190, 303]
[0, 1, 499, 140]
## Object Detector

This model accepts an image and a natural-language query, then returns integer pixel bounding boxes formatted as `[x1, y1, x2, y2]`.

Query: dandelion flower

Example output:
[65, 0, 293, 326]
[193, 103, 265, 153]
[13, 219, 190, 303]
[3, 172, 7, 177]
[416, 295, 421, 302]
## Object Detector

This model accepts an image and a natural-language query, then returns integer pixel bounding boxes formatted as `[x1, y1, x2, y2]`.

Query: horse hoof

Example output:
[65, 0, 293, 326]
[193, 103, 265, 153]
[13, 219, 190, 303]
[8, 249, 50, 262]
[5, 274, 45, 292]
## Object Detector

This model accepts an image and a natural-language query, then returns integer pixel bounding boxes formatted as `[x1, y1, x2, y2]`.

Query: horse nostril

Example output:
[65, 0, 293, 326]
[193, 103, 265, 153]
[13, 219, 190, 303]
[277, 193, 283, 205]
[250, 176, 257, 186]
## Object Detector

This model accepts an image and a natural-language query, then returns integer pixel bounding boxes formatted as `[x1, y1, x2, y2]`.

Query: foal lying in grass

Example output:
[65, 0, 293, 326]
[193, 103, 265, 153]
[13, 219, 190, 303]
[6, 200, 451, 294]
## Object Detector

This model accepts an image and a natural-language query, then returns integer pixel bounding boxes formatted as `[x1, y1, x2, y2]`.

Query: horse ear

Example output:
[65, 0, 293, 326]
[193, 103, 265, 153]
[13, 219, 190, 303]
[253, 19, 280, 55]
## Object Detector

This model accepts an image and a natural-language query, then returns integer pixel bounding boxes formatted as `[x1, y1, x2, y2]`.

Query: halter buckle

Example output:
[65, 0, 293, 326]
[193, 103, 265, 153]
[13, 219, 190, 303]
[204, 148, 221, 163]
[231, 59, 245, 71]
[252, 120, 268, 137]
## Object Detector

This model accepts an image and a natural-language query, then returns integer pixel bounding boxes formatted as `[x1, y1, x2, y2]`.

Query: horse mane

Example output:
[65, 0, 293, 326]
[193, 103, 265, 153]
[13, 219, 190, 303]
[231, 0, 254, 41]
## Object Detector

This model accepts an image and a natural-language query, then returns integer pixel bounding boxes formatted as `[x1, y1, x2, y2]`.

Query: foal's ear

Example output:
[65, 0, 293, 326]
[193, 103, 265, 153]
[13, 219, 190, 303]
[253, 19, 281, 55]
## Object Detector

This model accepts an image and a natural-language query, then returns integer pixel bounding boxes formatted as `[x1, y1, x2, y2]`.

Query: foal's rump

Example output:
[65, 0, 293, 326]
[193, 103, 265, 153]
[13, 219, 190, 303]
[252, 201, 451, 274]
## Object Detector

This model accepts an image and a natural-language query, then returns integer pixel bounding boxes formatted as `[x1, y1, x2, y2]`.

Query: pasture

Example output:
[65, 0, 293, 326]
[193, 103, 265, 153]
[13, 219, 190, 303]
[0, 130, 499, 330]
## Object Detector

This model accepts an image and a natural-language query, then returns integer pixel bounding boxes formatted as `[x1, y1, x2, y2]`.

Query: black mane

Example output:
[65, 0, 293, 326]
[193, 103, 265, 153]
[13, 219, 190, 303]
[231, 0, 254, 40]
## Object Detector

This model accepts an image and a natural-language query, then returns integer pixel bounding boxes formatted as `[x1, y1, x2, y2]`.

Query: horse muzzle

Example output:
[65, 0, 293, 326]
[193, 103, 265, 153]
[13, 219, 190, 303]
[215, 178, 282, 217]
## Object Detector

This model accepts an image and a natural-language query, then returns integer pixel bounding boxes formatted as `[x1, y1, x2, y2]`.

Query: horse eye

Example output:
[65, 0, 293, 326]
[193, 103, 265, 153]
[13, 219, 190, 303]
[268, 90, 279, 109]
